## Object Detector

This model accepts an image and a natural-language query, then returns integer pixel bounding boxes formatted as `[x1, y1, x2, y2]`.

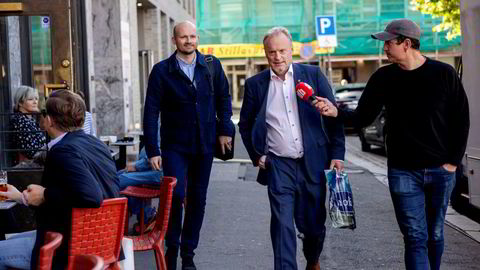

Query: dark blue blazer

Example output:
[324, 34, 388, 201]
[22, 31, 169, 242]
[31, 130, 120, 270]
[143, 51, 233, 157]
[239, 63, 345, 185]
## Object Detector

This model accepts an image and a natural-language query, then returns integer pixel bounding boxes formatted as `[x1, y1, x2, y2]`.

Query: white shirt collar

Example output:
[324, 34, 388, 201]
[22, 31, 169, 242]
[270, 64, 293, 80]
[47, 132, 68, 150]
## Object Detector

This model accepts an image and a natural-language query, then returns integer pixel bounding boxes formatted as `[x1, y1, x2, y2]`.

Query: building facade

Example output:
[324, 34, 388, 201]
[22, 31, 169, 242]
[197, 0, 462, 108]
[0, 0, 195, 168]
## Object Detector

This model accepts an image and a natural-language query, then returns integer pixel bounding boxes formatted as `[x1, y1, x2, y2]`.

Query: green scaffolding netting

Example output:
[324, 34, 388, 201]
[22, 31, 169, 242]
[197, 0, 460, 56]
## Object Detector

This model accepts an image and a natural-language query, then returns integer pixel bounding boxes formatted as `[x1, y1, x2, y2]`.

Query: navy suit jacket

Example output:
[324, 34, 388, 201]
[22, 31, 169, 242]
[143, 51, 233, 157]
[31, 130, 120, 270]
[239, 63, 345, 185]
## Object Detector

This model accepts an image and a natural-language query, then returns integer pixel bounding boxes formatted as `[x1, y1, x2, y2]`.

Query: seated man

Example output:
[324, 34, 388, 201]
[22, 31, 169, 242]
[0, 90, 120, 270]
[118, 146, 163, 233]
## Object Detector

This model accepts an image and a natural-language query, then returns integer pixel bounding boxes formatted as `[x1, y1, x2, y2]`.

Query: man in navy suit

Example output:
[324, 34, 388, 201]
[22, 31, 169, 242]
[0, 90, 120, 270]
[239, 27, 345, 270]
[143, 21, 234, 270]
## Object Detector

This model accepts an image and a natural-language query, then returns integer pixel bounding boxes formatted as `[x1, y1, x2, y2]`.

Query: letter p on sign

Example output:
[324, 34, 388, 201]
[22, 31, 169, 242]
[320, 18, 331, 34]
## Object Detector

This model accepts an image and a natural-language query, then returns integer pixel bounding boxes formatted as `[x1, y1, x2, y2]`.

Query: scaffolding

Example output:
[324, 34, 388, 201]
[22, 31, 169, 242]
[197, 0, 460, 56]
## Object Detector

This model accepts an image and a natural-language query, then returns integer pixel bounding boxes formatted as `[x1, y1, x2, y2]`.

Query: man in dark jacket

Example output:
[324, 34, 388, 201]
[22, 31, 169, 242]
[239, 27, 345, 270]
[143, 21, 234, 270]
[316, 19, 469, 270]
[0, 90, 120, 270]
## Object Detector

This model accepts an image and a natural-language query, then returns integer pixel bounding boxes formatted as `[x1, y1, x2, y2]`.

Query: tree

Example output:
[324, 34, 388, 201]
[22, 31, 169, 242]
[411, 0, 461, 40]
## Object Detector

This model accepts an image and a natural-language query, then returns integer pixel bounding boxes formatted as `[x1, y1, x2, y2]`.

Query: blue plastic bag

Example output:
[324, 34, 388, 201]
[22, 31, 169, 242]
[325, 169, 356, 230]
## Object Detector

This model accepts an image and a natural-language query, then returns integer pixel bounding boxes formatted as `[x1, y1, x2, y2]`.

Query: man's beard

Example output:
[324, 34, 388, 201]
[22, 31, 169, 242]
[178, 44, 196, 55]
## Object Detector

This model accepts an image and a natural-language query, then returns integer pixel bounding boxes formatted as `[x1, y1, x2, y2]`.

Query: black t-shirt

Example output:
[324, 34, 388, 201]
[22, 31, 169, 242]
[342, 57, 469, 169]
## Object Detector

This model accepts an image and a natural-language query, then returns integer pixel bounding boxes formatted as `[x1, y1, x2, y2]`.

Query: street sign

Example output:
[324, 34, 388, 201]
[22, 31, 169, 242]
[299, 43, 314, 60]
[41, 16, 50, 29]
[315, 15, 337, 48]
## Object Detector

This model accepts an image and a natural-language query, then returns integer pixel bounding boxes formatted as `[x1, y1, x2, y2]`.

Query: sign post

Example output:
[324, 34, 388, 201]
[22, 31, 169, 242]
[315, 15, 337, 86]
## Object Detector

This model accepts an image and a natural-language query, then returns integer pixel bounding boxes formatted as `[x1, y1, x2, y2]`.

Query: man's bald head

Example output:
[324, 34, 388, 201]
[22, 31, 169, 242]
[173, 21, 196, 37]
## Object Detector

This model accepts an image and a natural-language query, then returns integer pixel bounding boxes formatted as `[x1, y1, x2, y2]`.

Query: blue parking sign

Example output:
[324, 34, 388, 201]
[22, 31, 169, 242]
[316, 15, 337, 47]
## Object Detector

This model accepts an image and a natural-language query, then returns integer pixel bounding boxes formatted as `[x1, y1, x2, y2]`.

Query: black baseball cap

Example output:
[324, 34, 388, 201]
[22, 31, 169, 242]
[371, 19, 422, 41]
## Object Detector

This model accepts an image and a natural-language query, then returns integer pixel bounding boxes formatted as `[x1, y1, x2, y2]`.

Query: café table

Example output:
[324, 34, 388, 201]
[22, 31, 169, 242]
[0, 201, 17, 210]
[110, 141, 139, 170]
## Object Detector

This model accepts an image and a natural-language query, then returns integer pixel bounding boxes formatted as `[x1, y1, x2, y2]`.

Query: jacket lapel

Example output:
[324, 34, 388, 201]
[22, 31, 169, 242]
[293, 64, 308, 129]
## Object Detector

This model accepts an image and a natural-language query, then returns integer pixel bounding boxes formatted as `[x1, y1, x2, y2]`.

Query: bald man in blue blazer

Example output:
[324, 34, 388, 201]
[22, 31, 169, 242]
[239, 27, 345, 270]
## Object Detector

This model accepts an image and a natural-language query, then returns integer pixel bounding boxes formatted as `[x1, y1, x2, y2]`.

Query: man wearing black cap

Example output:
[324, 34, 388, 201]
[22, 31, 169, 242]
[315, 19, 470, 270]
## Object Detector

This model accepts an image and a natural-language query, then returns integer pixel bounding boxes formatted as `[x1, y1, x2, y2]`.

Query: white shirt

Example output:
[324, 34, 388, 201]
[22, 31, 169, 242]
[265, 65, 304, 159]
[82, 111, 96, 136]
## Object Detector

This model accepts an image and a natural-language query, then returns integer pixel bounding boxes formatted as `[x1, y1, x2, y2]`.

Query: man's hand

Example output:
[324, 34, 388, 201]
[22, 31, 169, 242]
[330, 159, 345, 172]
[442, 163, 457, 173]
[218, 136, 233, 155]
[258, 155, 267, 170]
[149, 156, 162, 171]
[24, 184, 46, 206]
[0, 184, 23, 203]
[314, 97, 338, 117]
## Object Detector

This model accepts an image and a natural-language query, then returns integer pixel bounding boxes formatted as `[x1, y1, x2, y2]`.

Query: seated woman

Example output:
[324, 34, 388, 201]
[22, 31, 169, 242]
[10, 86, 47, 163]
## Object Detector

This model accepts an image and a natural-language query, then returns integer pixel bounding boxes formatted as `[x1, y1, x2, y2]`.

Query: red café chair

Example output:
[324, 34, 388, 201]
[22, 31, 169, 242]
[37, 231, 63, 270]
[120, 176, 177, 270]
[70, 254, 104, 270]
[67, 197, 128, 270]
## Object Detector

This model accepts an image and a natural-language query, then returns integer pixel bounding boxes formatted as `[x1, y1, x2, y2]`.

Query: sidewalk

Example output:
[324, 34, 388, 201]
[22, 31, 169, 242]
[133, 161, 480, 269]
[345, 138, 480, 244]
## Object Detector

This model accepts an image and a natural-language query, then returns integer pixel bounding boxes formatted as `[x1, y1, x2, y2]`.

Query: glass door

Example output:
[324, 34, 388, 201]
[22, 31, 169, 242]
[0, 0, 73, 169]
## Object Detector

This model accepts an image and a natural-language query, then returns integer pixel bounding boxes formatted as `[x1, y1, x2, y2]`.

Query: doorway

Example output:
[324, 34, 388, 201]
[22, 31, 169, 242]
[0, 0, 78, 169]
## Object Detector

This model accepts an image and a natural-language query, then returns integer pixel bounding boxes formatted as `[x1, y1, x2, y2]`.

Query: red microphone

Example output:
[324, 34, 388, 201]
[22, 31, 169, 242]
[296, 82, 318, 105]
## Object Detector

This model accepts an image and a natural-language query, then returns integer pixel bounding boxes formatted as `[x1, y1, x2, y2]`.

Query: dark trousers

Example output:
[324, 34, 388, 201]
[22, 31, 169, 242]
[162, 149, 214, 259]
[266, 153, 327, 270]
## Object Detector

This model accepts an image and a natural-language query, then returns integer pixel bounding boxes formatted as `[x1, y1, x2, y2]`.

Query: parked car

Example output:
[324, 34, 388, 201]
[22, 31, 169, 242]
[334, 83, 366, 130]
[358, 107, 386, 152]
[334, 83, 366, 110]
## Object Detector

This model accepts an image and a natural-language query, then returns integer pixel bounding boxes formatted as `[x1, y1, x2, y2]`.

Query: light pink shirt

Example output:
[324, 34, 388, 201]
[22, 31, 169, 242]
[266, 65, 304, 159]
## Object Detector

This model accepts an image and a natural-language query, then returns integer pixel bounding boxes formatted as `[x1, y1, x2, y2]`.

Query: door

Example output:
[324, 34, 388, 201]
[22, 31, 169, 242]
[0, 0, 74, 169]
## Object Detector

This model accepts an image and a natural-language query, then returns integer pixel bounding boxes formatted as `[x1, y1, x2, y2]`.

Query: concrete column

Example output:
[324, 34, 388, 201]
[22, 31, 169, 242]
[129, 0, 141, 132]
[91, 0, 131, 136]
[7, 17, 22, 100]
[140, 8, 161, 62]
[84, 0, 96, 127]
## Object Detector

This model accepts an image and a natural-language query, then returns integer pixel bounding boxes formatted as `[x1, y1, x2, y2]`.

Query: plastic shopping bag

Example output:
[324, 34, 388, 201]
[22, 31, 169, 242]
[325, 169, 356, 230]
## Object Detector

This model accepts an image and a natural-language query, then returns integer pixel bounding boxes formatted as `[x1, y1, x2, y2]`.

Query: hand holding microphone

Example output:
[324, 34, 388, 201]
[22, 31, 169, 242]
[295, 82, 338, 117]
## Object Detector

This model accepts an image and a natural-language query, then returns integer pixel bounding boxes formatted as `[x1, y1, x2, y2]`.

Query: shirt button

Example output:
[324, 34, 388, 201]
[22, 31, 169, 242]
[295, 138, 298, 141]
[292, 124, 295, 126]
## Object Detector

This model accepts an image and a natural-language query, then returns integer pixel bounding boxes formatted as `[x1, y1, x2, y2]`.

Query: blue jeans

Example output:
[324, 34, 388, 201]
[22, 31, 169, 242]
[117, 148, 163, 222]
[388, 166, 455, 270]
[0, 230, 36, 270]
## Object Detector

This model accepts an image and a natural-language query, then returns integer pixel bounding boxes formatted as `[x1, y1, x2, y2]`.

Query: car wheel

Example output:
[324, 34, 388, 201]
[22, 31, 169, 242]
[359, 132, 371, 152]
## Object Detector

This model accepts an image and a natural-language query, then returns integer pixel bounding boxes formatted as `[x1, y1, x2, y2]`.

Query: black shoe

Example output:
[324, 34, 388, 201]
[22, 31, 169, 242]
[165, 248, 178, 270]
[181, 257, 196, 270]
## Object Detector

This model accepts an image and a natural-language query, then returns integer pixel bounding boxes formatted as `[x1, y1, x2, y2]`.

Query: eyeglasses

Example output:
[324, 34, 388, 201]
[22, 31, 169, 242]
[41, 109, 47, 117]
